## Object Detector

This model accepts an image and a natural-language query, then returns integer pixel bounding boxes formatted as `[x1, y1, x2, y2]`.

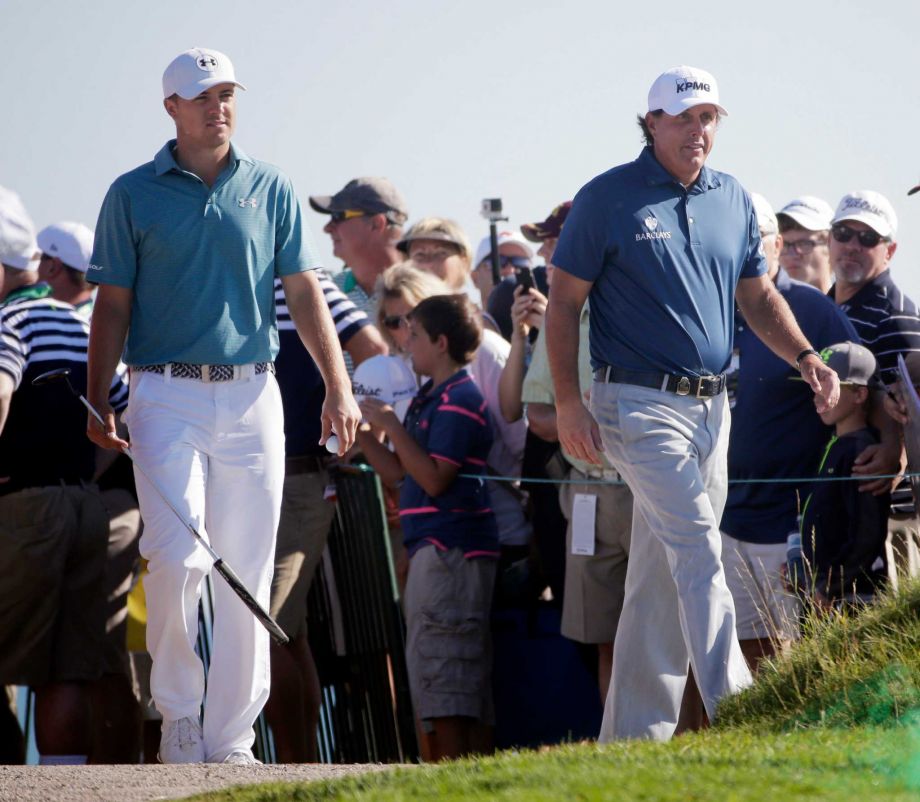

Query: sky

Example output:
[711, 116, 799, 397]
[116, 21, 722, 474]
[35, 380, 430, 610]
[3, 0, 920, 299]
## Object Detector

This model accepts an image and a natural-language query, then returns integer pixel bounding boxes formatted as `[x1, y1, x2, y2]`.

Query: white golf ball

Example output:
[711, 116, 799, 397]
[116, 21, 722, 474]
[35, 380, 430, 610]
[325, 434, 340, 454]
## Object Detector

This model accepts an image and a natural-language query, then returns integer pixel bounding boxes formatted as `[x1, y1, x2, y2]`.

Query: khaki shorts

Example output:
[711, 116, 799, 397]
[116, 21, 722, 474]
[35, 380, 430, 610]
[720, 531, 799, 642]
[270, 469, 336, 640]
[559, 471, 632, 644]
[0, 485, 109, 686]
[100, 487, 142, 676]
[404, 545, 496, 726]
[886, 512, 920, 590]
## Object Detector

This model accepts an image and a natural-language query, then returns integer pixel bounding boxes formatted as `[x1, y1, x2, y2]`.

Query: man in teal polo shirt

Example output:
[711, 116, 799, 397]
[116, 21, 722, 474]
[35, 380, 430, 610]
[546, 65, 840, 741]
[86, 47, 359, 765]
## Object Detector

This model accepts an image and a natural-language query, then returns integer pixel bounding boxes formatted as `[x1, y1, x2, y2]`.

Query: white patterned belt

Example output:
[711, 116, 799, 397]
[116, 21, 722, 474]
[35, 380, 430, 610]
[133, 362, 275, 382]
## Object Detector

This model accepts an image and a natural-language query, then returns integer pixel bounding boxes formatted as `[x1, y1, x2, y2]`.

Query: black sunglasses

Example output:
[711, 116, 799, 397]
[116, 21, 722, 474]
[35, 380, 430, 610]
[382, 314, 409, 330]
[831, 223, 887, 249]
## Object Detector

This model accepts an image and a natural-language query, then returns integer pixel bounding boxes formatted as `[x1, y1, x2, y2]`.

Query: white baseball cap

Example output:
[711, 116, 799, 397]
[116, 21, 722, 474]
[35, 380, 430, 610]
[162, 47, 246, 100]
[750, 192, 778, 237]
[776, 196, 834, 232]
[832, 190, 898, 239]
[647, 65, 728, 117]
[473, 231, 534, 269]
[353, 355, 418, 421]
[0, 185, 39, 271]
[36, 222, 95, 273]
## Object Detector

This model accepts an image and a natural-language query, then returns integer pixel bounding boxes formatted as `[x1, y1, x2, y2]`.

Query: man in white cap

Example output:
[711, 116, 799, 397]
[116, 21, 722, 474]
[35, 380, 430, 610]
[0, 186, 43, 305]
[828, 190, 920, 585]
[36, 222, 96, 316]
[86, 47, 360, 765]
[776, 196, 835, 293]
[545, 65, 840, 741]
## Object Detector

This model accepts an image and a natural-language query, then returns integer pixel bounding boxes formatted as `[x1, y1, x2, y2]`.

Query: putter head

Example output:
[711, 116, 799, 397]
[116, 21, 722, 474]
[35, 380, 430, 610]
[31, 367, 73, 387]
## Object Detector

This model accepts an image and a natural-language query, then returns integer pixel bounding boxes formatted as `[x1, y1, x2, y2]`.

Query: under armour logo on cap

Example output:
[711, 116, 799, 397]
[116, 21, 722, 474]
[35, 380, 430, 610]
[162, 47, 246, 100]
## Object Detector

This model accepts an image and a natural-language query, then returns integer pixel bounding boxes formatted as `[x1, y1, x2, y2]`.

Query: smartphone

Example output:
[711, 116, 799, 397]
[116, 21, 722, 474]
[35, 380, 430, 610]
[515, 266, 534, 292]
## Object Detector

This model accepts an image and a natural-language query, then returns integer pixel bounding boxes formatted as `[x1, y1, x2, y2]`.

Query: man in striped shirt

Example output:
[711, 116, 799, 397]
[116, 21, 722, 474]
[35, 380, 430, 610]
[829, 190, 920, 584]
[264, 269, 386, 761]
[1, 189, 130, 765]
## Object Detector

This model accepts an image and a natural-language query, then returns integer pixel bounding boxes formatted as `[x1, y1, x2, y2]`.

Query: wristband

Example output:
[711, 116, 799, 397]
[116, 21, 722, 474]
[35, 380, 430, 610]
[795, 348, 821, 371]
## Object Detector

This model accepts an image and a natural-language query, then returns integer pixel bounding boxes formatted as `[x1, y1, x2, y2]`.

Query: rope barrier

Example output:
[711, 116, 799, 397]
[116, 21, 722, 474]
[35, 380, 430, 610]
[464, 472, 920, 487]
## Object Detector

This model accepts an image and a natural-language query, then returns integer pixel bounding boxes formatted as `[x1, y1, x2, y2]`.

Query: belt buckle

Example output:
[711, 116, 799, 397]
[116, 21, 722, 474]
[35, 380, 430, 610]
[696, 375, 718, 398]
[676, 376, 691, 396]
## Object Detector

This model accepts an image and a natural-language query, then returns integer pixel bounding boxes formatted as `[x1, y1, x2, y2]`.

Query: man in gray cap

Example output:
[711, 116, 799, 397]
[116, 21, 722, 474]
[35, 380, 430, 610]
[0, 187, 43, 305]
[310, 177, 408, 316]
[776, 196, 835, 293]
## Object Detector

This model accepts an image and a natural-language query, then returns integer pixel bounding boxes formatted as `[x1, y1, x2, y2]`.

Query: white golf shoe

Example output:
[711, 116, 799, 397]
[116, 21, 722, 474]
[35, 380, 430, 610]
[158, 716, 205, 764]
[221, 750, 262, 765]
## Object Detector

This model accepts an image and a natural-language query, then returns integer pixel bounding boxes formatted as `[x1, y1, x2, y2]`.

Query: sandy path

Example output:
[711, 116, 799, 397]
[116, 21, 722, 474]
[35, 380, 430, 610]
[0, 763, 394, 802]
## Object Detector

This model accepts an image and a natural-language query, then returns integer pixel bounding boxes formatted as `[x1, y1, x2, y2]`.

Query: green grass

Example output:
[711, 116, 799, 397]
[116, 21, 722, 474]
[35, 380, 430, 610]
[717, 577, 920, 731]
[186, 579, 920, 801]
[186, 728, 919, 801]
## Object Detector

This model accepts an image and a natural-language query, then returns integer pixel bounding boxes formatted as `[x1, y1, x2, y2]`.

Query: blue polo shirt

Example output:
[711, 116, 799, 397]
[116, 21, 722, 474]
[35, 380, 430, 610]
[398, 369, 499, 558]
[552, 146, 766, 376]
[721, 269, 858, 544]
[89, 140, 320, 365]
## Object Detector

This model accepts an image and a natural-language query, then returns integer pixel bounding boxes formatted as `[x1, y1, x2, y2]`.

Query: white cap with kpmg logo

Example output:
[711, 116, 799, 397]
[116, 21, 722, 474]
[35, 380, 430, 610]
[647, 65, 728, 117]
[162, 47, 246, 100]
[832, 190, 898, 239]
[37, 222, 95, 273]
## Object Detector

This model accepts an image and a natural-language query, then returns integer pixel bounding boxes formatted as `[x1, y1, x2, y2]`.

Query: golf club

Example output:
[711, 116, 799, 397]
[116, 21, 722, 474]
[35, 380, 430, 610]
[32, 367, 290, 645]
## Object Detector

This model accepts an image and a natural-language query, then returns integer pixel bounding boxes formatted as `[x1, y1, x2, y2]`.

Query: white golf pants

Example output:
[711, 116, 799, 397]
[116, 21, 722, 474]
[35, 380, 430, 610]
[123, 368, 284, 762]
[592, 381, 752, 741]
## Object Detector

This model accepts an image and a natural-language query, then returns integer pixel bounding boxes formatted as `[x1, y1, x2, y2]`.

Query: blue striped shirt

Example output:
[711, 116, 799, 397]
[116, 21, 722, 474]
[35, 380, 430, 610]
[0, 296, 128, 489]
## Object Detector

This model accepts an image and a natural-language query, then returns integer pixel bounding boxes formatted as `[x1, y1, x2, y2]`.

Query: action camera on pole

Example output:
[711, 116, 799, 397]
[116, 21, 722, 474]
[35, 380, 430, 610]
[480, 198, 508, 286]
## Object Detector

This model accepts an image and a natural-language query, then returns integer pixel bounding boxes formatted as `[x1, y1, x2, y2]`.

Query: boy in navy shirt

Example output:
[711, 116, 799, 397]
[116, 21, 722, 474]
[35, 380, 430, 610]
[800, 342, 889, 607]
[360, 294, 498, 761]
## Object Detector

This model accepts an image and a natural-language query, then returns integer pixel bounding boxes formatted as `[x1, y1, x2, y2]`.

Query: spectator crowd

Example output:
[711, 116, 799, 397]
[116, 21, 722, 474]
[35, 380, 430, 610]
[2, 50, 920, 765]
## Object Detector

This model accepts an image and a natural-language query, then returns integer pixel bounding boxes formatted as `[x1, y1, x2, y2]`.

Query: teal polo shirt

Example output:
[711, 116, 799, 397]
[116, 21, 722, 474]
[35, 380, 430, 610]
[89, 140, 320, 365]
[553, 146, 766, 377]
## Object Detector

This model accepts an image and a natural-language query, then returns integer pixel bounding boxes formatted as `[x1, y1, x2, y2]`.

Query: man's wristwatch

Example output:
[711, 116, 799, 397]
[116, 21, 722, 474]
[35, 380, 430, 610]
[796, 348, 821, 371]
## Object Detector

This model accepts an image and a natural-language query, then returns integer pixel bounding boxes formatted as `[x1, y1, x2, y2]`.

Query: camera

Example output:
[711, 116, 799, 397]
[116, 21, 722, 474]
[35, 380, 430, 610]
[480, 198, 507, 223]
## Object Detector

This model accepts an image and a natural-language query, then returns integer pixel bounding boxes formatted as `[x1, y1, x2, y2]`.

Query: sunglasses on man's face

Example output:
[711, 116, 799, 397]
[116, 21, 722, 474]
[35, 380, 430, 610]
[329, 209, 366, 223]
[382, 314, 410, 330]
[831, 223, 888, 249]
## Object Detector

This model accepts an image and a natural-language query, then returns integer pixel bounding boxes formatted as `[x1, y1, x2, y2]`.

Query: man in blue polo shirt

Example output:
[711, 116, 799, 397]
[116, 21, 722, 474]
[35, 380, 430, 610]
[546, 65, 840, 742]
[86, 47, 359, 766]
[720, 194, 857, 671]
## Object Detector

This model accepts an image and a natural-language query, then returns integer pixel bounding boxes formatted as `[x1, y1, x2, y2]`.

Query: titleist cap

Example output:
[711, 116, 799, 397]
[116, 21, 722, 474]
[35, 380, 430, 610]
[832, 190, 897, 239]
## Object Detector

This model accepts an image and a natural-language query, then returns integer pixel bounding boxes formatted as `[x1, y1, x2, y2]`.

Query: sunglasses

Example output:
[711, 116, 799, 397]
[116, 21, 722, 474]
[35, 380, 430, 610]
[382, 314, 410, 330]
[329, 209, 366, 223]
[781, 238, 826, 256]
[831, 223, 888, 249]
[478, 255, 532, 271]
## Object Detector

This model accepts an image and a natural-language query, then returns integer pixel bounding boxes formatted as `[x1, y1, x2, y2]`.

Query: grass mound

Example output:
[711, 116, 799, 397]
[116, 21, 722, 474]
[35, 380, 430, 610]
[717, 578, 920, 731]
